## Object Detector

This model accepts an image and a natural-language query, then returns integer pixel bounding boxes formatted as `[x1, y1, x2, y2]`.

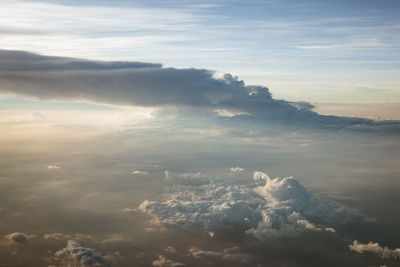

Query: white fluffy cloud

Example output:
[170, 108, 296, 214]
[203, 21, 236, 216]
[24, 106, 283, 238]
[349, 240, 400, 259]
[139, 171, 368, 240]
[52, 240, 112, 267]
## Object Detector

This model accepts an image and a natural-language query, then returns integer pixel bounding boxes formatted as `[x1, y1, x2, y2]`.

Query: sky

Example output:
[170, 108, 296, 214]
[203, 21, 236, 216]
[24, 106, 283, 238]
[0, 1, 400, 267]
[0, 0, 399, 109]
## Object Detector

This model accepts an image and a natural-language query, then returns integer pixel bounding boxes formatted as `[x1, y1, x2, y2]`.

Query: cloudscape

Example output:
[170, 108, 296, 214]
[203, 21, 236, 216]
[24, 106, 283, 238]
[0, 1, 399, 267]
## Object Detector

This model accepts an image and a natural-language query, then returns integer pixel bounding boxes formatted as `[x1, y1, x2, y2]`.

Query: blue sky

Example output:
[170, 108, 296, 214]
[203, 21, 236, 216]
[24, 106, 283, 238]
[0, 0, 399, 105]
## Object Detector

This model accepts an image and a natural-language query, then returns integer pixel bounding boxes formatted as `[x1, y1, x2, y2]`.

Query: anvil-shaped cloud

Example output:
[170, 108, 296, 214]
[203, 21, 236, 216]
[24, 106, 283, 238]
[0, 50, 399, 131]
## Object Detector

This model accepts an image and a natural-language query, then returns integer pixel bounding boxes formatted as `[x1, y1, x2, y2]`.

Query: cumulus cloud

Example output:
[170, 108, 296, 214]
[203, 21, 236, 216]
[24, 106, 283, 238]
[6, 232, 28, 244]
[349, 240, 400, 259]
[139, 171, 369, 240]
[152, 255, 185, 267]
[230, 167, 244, 172]
[1, 49, 395, 130]
[52, 240, 112, 267]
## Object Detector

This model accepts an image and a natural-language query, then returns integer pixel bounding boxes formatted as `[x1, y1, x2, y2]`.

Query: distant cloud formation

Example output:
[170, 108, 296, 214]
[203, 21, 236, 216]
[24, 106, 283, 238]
[189, 247, 251, 263]
[349, 240, 400, 259]
[230, 167, 244, 172]
[47, 165, 60, 170]
[131, 170, 148, 175]
[139, 171, 370, 240]
[6, 232, 28, 244]
[163, 171, 210, 186]
[1, 50, 397, 131]
[52, 240, 112, 267]
[152, 255, 185, 267]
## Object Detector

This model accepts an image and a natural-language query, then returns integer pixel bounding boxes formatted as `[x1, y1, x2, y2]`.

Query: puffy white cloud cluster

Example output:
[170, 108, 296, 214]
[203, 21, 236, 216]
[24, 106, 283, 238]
[139, 171, 367, 240]
[248, 171, 366, 239]
[139, 181, 260, 230]
[349, 240, 400, 259]
[53, 240, 112, 267]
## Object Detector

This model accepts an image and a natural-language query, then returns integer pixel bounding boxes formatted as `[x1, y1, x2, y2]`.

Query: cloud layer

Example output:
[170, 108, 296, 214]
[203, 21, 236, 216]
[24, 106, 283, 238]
[1, 49, 397, 131]
[139, 171, 369, 240]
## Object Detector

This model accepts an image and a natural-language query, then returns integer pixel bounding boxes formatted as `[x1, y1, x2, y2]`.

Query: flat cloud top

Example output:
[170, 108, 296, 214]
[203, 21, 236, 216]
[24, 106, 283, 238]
[0, 50, 162, 71]
[0, 49, 399, 132]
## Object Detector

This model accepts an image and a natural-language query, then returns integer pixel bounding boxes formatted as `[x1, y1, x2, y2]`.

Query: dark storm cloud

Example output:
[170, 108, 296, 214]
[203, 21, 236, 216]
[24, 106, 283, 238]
[0, 49, 399, 130]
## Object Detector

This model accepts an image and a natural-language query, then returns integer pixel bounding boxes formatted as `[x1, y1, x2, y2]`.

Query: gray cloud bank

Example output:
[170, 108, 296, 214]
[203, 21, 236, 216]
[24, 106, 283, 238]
[1, 49, 399, 131]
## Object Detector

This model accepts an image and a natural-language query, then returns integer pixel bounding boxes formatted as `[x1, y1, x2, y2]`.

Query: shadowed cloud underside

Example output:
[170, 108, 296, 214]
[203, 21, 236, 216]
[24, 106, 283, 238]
[1, 50, 399, 132]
